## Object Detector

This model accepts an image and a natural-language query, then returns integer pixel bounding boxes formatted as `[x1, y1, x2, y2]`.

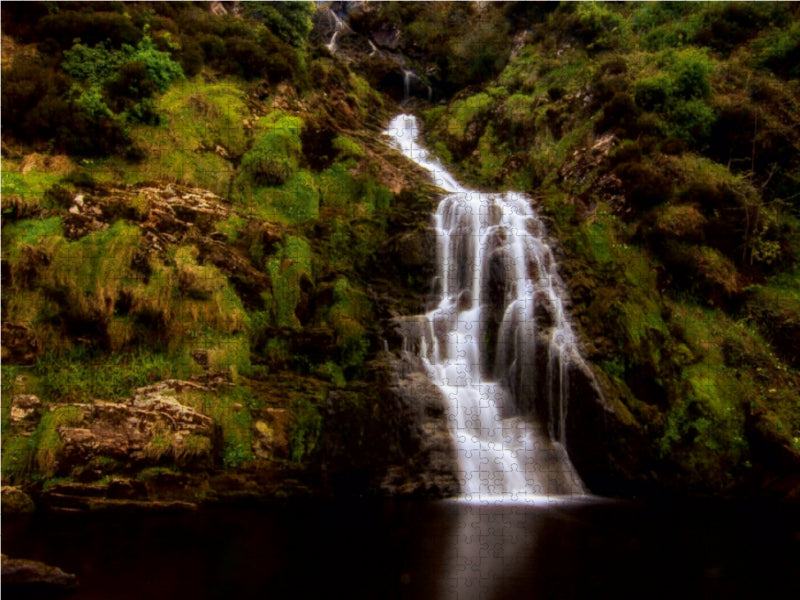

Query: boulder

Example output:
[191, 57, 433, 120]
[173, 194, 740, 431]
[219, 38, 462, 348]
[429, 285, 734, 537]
[9, 394, 42, 426]
[1, 554, 78, 592]
[376, 352, 460, 497]
[0, 486, 35, 514]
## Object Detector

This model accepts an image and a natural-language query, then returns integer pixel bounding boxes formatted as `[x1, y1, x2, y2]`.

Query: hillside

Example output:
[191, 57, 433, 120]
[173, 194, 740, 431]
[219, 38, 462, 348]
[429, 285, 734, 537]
[2, 1, 799, 507]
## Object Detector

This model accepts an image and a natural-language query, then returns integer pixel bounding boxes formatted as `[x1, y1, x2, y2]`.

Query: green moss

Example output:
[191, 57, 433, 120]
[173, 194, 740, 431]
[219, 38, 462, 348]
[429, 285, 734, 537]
[1, 170, 66, 205]
[204, 333, 252, 379]
[289, 396, 322, 463]
[136, 466, 178, 480]
[34, 405, 85, 478]
[332, 135, 365, 160]
[316, 361, 346, 388]
[319, 164, 359, 211]
[265, 235, 313, 329]
[34, 348, 197, 403]
[240, 111, 304, 186]
[326, 276, 372, 372]
[1, 436, 34, 484]
[184, 385, 258, 468]
[215, 215, 248, 245]
[442, 92, 493, 142]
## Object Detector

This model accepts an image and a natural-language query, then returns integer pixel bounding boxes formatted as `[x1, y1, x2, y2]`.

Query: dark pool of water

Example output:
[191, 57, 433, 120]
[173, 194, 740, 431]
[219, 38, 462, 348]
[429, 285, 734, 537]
[3, 496, 799, 599]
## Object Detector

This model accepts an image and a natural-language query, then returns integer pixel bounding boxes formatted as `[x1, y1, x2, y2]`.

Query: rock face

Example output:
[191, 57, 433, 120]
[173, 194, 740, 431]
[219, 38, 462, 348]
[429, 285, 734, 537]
[377, 352, 460, 496]
[1, 554, 78, 592]
[55, 379, 216, 472]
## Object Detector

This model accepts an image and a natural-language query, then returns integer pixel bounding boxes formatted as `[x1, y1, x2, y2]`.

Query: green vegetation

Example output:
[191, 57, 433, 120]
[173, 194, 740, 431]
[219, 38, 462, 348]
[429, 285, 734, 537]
[2, 1, 799, 497]
[416, 1, 800, 491]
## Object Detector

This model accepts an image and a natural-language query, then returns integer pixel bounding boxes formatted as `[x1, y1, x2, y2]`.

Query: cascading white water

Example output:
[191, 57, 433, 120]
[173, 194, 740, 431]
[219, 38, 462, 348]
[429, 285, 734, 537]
[384, 114, 586, 502]
[323, 8, 348, 54]
[401, 69, 433, 103]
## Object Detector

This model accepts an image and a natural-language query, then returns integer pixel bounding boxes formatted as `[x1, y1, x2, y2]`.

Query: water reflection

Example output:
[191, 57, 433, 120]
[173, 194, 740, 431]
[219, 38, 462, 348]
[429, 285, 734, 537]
[3, 498, 798, 599]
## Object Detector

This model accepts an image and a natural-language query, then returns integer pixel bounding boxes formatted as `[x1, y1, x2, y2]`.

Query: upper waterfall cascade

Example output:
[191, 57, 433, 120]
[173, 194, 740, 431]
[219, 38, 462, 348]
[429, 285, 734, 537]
[384, 114, 587, 502]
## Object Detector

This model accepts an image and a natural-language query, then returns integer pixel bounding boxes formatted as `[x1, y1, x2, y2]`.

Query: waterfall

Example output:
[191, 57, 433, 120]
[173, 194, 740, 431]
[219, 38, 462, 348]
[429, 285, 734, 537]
[402, 69, 433, 103]
[384, 114, 586, 502]
[403, 69, 412, 103]
[324, 8, 348, 54]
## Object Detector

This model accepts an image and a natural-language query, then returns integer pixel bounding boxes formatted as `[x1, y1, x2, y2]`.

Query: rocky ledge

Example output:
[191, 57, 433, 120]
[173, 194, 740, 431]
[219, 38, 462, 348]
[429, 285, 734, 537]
[1, 554, 78, 595]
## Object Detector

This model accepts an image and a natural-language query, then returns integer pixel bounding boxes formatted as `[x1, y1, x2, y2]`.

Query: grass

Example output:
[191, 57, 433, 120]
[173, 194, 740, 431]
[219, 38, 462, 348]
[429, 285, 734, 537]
[33, 347, 198, 403]
[127, 78, 251, 194]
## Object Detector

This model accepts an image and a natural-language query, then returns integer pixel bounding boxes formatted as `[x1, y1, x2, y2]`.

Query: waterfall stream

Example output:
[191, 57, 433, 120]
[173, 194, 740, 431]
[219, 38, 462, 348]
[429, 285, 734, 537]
[384, 114, 586, 502]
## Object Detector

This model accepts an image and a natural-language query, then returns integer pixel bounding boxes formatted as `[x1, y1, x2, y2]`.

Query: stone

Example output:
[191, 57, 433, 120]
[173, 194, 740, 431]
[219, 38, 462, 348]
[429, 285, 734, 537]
[253, 409, 292, 460]
[1, 554, 78, 592]
[0, 486, 35, 514]
[9, 394, 41, 424]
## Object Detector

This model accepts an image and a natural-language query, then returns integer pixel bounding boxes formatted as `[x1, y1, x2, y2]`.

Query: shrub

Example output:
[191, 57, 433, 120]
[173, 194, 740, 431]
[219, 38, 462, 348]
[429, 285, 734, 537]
[613, 161, 673, 212]
[667, 99, 716, 143]
[240, 112, 304, 187]
[240, 1, 315, 48]
[752, 23, 800, 80]
[634, 74, 673, 111]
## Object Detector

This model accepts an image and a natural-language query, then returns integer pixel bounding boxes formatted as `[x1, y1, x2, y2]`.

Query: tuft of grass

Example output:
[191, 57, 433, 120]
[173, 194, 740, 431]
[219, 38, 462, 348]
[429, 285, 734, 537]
[264, 235, 313, 329]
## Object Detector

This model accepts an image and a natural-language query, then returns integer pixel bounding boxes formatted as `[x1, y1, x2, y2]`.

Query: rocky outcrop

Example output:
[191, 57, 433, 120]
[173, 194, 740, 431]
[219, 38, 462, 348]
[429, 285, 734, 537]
[54, 379, 217, 474]
[39, 480, 200, 513]
[1, 554, 78, 593]
[377, 356, 460, 497]
[375, 318, 461, 496]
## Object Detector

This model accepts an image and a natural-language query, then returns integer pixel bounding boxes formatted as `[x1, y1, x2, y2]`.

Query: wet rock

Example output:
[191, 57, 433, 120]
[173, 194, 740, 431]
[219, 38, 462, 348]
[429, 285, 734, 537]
[372, 25, 401, 50]
[0, 486, 35, 514]
[1, 322, 39, 365]
[1, 554, 78, 592]
[376, 352, 459, 497]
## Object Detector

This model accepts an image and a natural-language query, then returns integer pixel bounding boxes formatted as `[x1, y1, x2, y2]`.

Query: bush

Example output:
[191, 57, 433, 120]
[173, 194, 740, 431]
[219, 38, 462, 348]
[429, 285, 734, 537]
[240, 113, 304, 187]
[752, 23, 800, 79]
[613, 161, 673, 212]
[240, 1, 315, 48]
[36, 10, 141, 51]
[595, 92, 640, 137]
[668, 99, 716, 144]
